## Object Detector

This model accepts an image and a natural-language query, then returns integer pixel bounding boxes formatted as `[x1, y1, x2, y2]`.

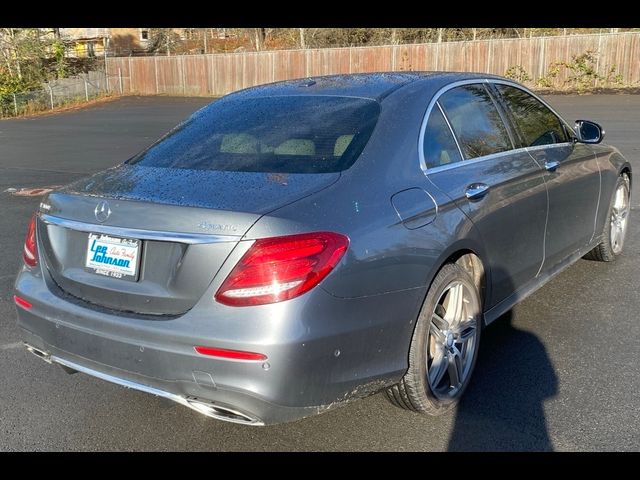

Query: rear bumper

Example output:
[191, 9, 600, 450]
[22, 340, 271, 425]
[17, 308, 339, 426]
[14, 265, 424, 425]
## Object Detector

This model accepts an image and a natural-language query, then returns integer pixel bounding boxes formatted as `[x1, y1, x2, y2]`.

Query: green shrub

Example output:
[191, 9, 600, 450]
[504, 65, 531, 83]
[535, 50, 625, 92]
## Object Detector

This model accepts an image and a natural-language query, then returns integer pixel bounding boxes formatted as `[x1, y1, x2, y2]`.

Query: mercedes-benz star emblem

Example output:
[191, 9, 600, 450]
[94, 200, 111, 223]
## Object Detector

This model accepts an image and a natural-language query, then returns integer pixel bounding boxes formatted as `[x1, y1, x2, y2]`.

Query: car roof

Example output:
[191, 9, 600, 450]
[226, 72, 505, 102]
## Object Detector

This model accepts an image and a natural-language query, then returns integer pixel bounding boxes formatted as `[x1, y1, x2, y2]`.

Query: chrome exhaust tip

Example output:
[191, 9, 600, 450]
[185, 398, 264, 426]
[24, 343, 52, 364]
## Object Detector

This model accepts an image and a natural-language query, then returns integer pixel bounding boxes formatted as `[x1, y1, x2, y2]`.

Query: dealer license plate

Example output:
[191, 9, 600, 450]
[85, 233, 141, 280]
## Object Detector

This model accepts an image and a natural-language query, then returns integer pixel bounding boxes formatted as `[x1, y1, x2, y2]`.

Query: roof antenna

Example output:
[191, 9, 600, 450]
[299, 78, 316, 87]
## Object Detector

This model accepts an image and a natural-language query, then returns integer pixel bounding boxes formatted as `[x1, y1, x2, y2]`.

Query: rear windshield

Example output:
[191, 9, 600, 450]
[127, 95, 381, 174]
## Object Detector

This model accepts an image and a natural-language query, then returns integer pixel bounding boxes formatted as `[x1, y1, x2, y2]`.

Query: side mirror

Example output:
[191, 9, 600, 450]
[575, 120, 605, 144]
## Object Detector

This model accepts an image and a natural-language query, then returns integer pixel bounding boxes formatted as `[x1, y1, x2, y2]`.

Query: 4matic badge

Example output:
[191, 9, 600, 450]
[197, 221, 238, 233]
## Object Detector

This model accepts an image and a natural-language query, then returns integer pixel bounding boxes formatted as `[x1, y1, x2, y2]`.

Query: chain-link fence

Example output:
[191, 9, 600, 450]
[1, 70, 113, 118]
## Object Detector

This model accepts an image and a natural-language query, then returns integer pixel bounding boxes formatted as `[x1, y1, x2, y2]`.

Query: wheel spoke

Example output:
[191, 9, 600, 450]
[444, 283, 464, 325]
[613, 204, 627, 217]
[460, 340, 469, 366]
[429, 349, 448, 387]
[432, 312, 449, 331]
[447, 349, 462, 388]
[429, 321, 446, 342]
[611, 223, 620, 247]
[456, 319, 476, 342]
[615, 187, 624, 209]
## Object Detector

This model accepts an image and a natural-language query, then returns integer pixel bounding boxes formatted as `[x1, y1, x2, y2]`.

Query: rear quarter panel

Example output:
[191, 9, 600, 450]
[244, 79, 491, 302]
[592, 144, 632, 235]
[240, 80, 492, 385]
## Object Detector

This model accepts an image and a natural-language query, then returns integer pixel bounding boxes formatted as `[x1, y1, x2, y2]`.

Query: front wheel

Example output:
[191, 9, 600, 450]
[584, 173, 631, 262]
[386, 262, 482, 415]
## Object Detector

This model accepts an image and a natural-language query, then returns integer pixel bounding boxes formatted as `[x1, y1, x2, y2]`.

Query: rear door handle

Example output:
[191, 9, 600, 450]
[465, 183, 490, 201]
[544, 160, 560, 172]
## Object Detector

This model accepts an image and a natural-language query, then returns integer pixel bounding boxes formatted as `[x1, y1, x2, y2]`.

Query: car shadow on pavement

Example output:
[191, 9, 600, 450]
[447, 309, 558, 451]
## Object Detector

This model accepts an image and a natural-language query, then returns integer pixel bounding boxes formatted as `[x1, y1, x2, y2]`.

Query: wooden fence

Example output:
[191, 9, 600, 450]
[105, 32, 640, 96]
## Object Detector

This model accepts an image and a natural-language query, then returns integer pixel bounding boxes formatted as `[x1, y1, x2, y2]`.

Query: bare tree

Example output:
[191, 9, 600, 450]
[203, 28, 208, 54]
[148, 29, 182, 56]
[299, 28, 306, 49]
[252, 28, 267, 51]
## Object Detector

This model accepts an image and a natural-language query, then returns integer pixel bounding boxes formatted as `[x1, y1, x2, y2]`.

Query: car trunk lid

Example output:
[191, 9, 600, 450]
[38, 165, 339, 316]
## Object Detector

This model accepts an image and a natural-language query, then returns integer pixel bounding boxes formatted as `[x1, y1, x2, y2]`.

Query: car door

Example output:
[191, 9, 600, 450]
[491, 83, 601, 269]
[423, 83, 548, 309]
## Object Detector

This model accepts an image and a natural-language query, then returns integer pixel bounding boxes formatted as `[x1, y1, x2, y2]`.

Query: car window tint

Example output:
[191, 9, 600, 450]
[423, 106, 463, 168]
[439, 84, 512, 159]
[495, 84, 568, 147]
[127, 96, 380, 174]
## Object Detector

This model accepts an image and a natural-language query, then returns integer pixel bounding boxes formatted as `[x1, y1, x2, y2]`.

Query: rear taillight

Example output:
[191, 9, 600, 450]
[23, 214, 38, 267]
[215, 231, 349, 307]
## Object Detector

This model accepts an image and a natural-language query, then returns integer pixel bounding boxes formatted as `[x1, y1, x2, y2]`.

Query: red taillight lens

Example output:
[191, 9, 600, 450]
[215, 231, 349, 307]
[23, 214, 38, 267]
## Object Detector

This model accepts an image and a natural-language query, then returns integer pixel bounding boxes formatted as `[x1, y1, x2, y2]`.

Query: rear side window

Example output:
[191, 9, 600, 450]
[439, 84, 512, 159]
[128, 96, 380, 174]
[494, 84, 567, 147]
[423, 106, 463, 168]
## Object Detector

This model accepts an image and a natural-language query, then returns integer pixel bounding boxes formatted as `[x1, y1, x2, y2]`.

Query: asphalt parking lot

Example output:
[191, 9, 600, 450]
[1, 94, 639, 451]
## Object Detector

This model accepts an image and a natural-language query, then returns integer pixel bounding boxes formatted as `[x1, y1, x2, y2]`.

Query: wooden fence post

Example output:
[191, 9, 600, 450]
[154, 56, 159, 94]
[47, 84, 54, 109]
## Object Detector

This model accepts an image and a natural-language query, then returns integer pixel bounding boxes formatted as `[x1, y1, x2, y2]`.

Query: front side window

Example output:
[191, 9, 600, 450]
[494, 84, 567, 147]
[128, 96, 381, 174]
[423, 106, 463, 168]
[438, 84, 513, 159]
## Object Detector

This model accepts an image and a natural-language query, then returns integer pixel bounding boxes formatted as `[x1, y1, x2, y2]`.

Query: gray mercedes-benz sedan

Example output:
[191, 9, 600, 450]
[14, 73, 632, 425]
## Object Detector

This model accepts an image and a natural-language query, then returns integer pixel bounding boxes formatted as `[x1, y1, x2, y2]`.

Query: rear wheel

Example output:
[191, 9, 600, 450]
[584, 173, 630, 262]
[386, 263, 482, 415]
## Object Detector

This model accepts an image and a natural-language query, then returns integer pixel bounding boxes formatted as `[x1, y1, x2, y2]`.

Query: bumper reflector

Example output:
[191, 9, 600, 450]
[14, 295, 32, 309]
[194, 346, 267, 361]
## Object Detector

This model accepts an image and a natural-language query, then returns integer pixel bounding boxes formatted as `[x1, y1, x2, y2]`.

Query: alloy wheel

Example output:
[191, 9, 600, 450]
[426, 280, 479, 400]
[611, 179, 630, 254]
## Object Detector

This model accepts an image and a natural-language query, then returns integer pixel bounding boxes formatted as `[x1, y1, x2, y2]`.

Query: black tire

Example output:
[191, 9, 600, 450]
[385, 262, 482, 415]
[584, 173, 630, 262]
